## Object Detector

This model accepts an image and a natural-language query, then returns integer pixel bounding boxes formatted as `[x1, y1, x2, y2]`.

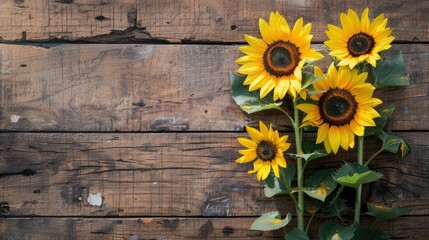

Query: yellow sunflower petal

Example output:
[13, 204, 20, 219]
[339, 125, 349, 151]
[278, 134, 289, 144]
[291, 17, 304, 42]
[249, 74, 268, 91]
[360, 98, 383, 107]
[340, 12, 354, 37]
[347, 9, 361, 33]
[297, 103, 319, 114]
[237, 63, 264, 75]
[249, 159, 263, 173]
[316, 123, 330, 144]
[298, 89, 307, 100]
[276, 151, 287, 168]
[290, 79, 302, 99]
[261, 161, 272, 180]
[327, 63, 338, 88]
[259, 18, 274, 44]
[237, 138, 257, 149]
[368, 14, 385, 35]
[269, 12, 283, 41]
[238, 148, 256, 155]
[260, 77, 276, 98]
[328, 125, 341, 154]
[302, 111, 322, 124]
[259, 121, 269, 138]
[279, 13, 291, 35]
[235, 55, 258, 65]
[246, 125, 264, 142]
[236, 153, 257, 163]
[256, 168, 263, 181]
[244, 71, 267, 86]
[239, 46, 264, 58]
[244, 34, 267, 50]
[361, 8, 370, 33]
[271, 160, 280, 178]
[276, 77, 290, 100]
[355, 112, 376, 126]
[326, 24, 349, 41]
[324, 137, 332, 154]
[350, 119, 364, 136]
[348, 124, 355, 148]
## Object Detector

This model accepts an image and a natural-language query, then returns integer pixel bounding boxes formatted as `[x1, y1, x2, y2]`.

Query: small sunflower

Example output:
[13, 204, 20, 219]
[297, 64, 382, 154]
[325, 8, 394, 69]
[236, 121, 291, 181]
[236, 11, 323, 101]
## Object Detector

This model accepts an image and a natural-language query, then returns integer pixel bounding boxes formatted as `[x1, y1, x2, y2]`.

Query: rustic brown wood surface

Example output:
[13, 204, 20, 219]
[1, 216, 427, 239]
[0, 44, 427, 132]
[1, 0, 428, 239]
[0, 132, 426, 217]
[0, 0, 427, 42]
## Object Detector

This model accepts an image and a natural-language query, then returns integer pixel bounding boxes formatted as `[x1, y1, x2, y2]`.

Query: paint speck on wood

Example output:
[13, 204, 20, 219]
[87, 193, 103, 207]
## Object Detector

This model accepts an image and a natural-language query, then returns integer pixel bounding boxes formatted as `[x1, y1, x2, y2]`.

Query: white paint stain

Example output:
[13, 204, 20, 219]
[10, 115, 21, 123]
[87, 192, 103, 206]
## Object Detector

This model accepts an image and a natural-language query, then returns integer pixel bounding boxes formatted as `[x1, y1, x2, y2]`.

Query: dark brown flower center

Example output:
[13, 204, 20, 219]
[347, 32, 375, 57]
[319, 88, 358, 126]
[256, 140, 277, 161]
[263, 41, 300, 77]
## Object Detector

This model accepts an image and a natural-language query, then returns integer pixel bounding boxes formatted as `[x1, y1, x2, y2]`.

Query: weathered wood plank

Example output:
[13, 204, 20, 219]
[0, 132, 426, 217]
[0, 44, 427, 131]
[0, 216, 427, 239]
[0, 0, 427, 42]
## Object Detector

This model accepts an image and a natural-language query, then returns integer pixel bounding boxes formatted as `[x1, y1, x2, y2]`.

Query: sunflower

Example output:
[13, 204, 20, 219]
[236, 11, 323, 101]
[236, 121, 291, 181]
[297, 64, 382, 154]
[325, 8, 394, 69]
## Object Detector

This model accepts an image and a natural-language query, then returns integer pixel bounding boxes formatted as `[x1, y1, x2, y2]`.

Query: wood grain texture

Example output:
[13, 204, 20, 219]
[0, 0, 427, 42]
[0, 44, 427, 131]
[1, 216, 428, 239]
[0, 132, 426, 217]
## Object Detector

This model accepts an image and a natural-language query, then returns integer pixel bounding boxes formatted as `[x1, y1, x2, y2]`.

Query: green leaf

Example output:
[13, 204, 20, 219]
[264, 164, 295, 197]
[367, 203, 412, 222]
[301, 72, 323, 90]
[304, 169, 337, 202]
[287, 142, 328, 162]
[333, 163, 382, 188]
[319, 222, 356, 240]
[364, 105, 395, 136]
[264, 174, 289, 197]
[319, 198, 346, 219]
[352, 224, 390, 240]
[250, 211, 292, 231]
[230, 72, 283, 114]
[377, 131, 412, 158]
[285, 228, 310, 240]
[372, 51, 409, 88]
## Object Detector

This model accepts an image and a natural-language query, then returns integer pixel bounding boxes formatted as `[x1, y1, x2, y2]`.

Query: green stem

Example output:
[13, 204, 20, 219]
[354, 136, 364, 224]
[365, 148, 384, 166]
[293, 100, 304, 231]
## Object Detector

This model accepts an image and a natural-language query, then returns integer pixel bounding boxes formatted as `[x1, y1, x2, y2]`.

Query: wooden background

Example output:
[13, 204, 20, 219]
[0, 0, 428, 239]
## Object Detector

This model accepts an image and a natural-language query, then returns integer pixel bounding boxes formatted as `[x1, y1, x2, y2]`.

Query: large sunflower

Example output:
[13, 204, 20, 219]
[297, 64, 382, 154]
[236, 11, 323, 100]
[325, 8, 394, 69]
[236, 121, 291, 181]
